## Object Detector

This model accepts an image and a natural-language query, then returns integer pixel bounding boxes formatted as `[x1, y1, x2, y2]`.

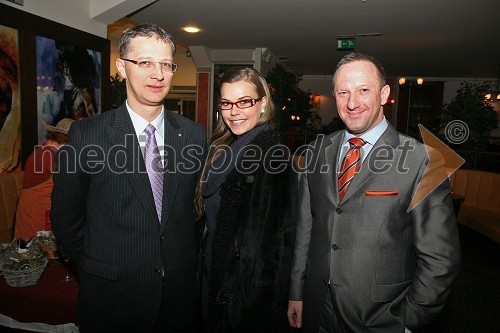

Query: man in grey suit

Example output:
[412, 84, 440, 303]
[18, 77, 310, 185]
[287, 52, 460, 333]
[51, 24, 206, 332]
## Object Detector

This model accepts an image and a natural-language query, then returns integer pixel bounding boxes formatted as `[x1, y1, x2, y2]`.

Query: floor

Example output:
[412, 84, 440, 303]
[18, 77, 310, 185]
[415, 224, 500, 333]
[2, 225, 499, 333]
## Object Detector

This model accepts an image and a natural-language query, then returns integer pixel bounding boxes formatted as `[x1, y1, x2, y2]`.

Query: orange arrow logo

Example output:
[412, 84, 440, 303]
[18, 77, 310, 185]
[408, 125, 465, 211]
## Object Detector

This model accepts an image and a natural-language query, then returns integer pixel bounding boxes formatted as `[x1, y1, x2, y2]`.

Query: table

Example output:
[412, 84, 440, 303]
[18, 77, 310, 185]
[0, 259, 79, 332]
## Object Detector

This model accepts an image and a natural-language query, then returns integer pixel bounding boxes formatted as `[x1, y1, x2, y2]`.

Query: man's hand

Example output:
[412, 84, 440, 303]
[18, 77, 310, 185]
[287, 300, 303, 328]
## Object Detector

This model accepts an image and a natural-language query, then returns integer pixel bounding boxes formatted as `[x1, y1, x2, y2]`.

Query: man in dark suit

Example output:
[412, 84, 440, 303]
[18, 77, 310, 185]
[287, 53, 460, 333]
[51, 23, 206, 333]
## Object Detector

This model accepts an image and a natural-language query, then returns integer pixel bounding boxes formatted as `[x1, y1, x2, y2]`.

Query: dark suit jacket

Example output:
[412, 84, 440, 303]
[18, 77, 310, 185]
[289, 124, 461, 332]
[51, 104, 206, 332]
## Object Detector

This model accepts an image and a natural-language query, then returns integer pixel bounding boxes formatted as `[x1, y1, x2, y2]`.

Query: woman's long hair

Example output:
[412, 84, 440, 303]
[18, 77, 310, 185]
[194, 67, 275, 218]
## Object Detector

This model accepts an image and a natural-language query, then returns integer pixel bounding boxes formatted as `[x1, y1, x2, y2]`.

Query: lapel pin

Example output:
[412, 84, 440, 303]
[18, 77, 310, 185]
[178, 133, 182, 137]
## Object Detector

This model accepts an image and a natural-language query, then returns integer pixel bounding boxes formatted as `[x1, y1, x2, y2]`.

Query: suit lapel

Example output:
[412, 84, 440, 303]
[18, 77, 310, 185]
[159, 110, 182, 233]
[107, 105, 160, 226]
[325, 132, 343, 206]
[340, 124, 400, 203]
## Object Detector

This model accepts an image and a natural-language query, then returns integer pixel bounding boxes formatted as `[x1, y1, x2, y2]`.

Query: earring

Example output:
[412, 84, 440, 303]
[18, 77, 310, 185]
[261, 108, 265, 113]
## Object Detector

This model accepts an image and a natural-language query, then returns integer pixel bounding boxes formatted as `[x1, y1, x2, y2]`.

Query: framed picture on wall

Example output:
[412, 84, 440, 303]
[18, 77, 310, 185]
[36, 36, 102, 143]
[0, 24, 21, 173]
[0, 3, 110, 167]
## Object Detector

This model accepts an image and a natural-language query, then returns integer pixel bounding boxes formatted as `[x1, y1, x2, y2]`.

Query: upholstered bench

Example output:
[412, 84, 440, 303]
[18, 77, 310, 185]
[449, 169, 500, 243]
[0, 171, 23, 243]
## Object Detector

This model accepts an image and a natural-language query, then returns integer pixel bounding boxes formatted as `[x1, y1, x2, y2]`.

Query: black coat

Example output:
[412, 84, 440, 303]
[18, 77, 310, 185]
[206, 130, 298, 333]
[51, 105, 206, 332]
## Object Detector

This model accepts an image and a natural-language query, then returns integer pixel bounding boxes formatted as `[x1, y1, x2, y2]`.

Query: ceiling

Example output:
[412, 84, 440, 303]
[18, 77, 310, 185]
[127, 0, 500, 79]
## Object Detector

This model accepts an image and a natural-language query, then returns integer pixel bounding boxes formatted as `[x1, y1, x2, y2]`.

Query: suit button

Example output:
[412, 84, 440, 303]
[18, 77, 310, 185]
[154, 266, 163, 274]
[331, 244, 340, 251]
[160, 235, 165, 240]
[336, 208, 342, 214]
[322, 278, 328, 285]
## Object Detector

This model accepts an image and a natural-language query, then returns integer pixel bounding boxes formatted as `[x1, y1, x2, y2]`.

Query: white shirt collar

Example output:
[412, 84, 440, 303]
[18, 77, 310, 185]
[126, 101, 165, 138]
[342, 117, 388, 146]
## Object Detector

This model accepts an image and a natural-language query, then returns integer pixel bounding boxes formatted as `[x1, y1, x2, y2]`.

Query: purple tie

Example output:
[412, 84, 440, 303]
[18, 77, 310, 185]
[144, 124, 163, 222]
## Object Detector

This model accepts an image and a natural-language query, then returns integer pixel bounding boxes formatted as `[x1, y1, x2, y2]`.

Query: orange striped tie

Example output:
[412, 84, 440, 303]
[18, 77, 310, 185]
[338, 138, 366, 200]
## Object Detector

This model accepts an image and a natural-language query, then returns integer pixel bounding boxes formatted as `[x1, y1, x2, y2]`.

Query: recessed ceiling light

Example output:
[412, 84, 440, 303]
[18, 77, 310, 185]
[183, 26, 200, 33]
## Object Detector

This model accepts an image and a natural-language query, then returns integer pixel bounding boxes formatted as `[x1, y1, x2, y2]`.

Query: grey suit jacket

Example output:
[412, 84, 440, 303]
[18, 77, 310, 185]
[289, 124, 460, 332]
[51, 104, 206, 332]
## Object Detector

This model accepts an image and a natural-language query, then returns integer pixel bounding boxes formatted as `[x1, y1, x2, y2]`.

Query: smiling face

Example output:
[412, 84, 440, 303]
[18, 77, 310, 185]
[116, 36, 173, 119]
[220, 80, 266, 137]
[333, 60, 390, 136]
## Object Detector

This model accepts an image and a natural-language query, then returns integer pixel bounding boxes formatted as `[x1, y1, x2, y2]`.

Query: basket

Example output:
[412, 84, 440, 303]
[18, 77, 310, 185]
[1, 258, 48, 287]
[0, 243, 13, 277]
[0, 244, 7, 277]
[0, 238, 48, 287]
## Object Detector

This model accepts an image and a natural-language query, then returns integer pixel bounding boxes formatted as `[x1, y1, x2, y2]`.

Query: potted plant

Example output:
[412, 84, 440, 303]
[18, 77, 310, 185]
[109, 73, 126, 109]
[440, 81, 497, 168]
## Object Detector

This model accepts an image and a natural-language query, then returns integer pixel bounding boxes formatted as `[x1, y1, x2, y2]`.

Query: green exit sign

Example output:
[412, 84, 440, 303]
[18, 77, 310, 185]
[337, 39, 355, 50]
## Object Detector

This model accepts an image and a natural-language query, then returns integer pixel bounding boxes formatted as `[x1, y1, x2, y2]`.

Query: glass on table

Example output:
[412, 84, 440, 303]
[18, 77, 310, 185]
[60, 246, 73, 282]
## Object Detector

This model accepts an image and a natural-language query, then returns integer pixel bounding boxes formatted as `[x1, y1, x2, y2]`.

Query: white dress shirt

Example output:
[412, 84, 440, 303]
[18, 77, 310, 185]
[338, 117, 389, 166]
[126, 101, 165, 166]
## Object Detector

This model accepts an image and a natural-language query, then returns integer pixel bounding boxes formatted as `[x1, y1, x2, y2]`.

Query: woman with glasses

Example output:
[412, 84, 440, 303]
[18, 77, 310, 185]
[196, 67, 297, 332]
